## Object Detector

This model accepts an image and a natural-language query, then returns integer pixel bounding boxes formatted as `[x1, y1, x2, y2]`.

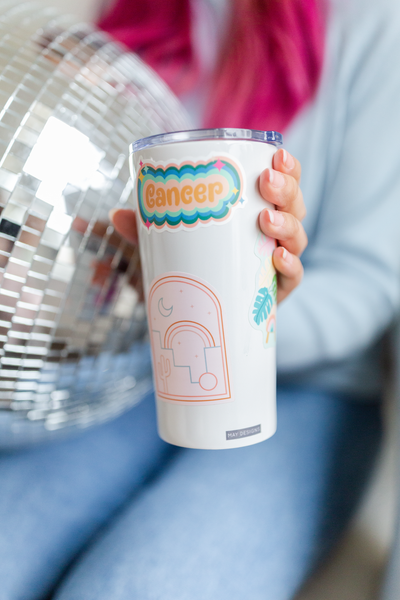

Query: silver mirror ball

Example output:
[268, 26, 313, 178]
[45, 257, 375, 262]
[0, 0, 190, 446]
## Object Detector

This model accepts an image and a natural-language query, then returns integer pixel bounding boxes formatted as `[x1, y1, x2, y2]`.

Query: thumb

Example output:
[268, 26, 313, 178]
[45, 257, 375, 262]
[109, 208, 138, 245]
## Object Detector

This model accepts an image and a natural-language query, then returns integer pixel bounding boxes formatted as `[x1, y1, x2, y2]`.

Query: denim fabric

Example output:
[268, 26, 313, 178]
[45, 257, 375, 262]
[381, 324, 400, 600]
[382, 515, 400, 600]
[0, 394, 175, 600]
[0, 387, 380, 600]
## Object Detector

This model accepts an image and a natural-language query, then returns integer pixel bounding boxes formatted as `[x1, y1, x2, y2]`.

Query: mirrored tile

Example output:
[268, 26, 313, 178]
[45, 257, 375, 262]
[0, 218, 20, 238]
[40, 228, 64, 250]
[0, 123, 16, 145]
[29, 259, 52, 277]
[19, 230, 40, 248]
[25, 214, 46, 233]
[19, 174, 41, 193]
[1, 277, 22, 294]
[3, 349, 25, 360]
[30, 197, 53, 219]
[0, 237, 14, 253]
[12, 245, 35, 264]
[16, 127, 39, 148]
[36, 92, 58, 110]
[0, 253, 9, 269]
[14, 87, 36, 105]
[0, 310, 14, 322]
[0, 78, 17, 96]
[42, 293, 62, 309]
[13, 56, 34, 72]
[1, 110, 22, 129]
[0, 139, 9, 158]
[10, 186, 34, 208]
[22, 114, 46, 134]
[22, 359, 44, 368]
[1, 154, 25, 175]
[6, 260, 29, 280]
[37, 309, 57, 323]
[15, 302, 39, 318]
[8, 141, 31, 161]
[0, 293, 17, 309]
[1, 202, 26, 225]
[23, 76, 45, 94]
[30, 101, 53, 121]
[24, 275, 47, 291]
[47, 278, 67, 294]
[70, 81, 87, 98]
[20, 290, 43, 306]
[7, 336, 28, 346]
[35, 245, 57, 262]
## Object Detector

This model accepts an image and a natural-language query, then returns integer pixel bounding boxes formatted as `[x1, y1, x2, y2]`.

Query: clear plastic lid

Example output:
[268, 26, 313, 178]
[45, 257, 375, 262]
[130, 128, 283, 154]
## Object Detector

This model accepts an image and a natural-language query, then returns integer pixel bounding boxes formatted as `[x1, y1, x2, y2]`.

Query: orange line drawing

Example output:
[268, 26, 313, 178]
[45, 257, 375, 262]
[165, 320, 215, 349]
[148, 273, 232, 404]
[158, 354, 171, 393]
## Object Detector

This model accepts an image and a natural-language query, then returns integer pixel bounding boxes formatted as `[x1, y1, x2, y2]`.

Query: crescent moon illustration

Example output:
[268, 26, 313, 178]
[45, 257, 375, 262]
[158, 298, 173, 317]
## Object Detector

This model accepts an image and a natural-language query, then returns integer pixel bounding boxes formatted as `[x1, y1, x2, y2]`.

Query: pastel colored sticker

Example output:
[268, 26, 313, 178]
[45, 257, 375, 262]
[249, 232, 277, 348]
[148, 273, 232, 404]
[136, 156, 244, 232]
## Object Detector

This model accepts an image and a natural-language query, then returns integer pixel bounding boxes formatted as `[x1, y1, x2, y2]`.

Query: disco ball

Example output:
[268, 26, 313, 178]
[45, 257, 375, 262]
[0, 0, 190, 446]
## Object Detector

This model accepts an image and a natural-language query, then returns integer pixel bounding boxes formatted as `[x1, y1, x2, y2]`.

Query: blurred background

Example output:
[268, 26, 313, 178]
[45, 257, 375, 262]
[0, 0, 398, 597]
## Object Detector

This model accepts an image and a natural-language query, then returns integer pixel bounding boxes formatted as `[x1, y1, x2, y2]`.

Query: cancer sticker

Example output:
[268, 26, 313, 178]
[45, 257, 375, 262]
[148, 272, 232, 404]
[249, 232, 277, 348]
[136, 156, 245, 232]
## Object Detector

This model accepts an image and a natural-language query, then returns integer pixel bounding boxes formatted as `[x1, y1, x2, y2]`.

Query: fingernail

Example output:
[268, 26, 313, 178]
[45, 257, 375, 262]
[108, 208, 118, 221]
[268, 168, 285, 188]
[281, 247, 293, 263]
[267, 209, 284, 226]
[282, 150, 295, 170]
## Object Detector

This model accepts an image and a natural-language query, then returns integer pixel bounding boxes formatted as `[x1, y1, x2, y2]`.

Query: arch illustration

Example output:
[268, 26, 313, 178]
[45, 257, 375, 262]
[148, 273, 231, 404]
[164, 321, 215, 349]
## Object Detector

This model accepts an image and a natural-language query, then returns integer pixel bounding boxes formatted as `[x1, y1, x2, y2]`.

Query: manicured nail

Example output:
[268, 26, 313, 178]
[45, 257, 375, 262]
[267, 209, 284, 226]
[268, 168, 285, 188]
[281, 247, 293, 263]
[282, 149, 295, 170]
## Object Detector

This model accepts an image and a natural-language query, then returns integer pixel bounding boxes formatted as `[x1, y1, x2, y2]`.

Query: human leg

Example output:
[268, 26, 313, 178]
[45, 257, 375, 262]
[54, 387, 382, 600]
[0, 392, 176, 600]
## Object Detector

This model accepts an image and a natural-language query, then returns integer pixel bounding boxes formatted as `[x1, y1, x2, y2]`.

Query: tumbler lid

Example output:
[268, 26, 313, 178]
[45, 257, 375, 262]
[130, 128, 283, 154]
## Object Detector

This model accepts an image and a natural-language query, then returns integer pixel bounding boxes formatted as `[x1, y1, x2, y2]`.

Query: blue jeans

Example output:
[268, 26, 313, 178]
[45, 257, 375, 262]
[0, 387, 381, 600]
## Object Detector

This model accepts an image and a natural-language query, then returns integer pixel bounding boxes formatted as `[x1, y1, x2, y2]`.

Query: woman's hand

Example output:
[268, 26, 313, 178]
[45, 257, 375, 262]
[108, 209, 138, 246]
[258, 148, 307, 304]
[110, 148, 307, 305]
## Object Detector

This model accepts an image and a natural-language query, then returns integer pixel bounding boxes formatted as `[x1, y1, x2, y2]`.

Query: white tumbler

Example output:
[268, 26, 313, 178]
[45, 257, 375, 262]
[129, 128, 282, 449]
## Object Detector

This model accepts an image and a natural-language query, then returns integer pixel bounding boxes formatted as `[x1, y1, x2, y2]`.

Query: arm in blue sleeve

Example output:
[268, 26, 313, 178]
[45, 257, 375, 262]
[277, 1, 400, 373]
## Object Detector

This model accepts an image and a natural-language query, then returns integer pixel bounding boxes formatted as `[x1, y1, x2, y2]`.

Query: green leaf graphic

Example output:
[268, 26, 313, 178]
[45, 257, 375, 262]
[253, 287, 273, 325]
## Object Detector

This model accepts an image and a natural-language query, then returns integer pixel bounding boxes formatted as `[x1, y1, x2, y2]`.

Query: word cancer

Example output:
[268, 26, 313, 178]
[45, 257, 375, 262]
[144, 179, 225, 210]
[136, 156, 244, 231]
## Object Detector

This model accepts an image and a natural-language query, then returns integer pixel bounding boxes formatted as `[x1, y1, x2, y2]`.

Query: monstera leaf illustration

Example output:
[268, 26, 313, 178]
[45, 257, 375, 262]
[252, 287, 274, 325]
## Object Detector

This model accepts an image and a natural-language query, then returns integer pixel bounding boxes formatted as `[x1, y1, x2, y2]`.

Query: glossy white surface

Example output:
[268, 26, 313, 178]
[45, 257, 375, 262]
[131, 139, 278, 449]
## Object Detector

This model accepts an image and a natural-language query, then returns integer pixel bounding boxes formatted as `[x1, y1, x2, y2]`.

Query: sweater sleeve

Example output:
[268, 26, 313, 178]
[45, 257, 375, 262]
[277, 0, 400, 373]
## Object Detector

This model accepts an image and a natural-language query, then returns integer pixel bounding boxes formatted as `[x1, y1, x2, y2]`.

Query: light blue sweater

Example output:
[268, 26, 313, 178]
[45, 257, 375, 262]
[276, 0, 400, 398]
[187, 0, 400, 398]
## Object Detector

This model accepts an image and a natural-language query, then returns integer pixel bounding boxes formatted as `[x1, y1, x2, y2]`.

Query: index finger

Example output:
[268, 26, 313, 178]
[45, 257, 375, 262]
[272, 148, 301, 185]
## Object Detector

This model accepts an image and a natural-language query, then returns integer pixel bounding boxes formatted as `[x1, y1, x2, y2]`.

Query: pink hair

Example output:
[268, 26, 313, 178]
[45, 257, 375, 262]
[98, 0, 326, 132]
